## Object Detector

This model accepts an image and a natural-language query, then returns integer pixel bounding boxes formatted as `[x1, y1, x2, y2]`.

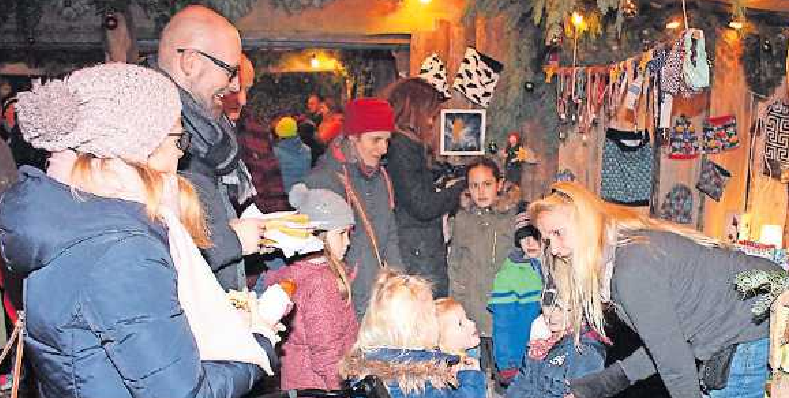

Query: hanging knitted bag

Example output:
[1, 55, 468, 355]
[669, 116, 701, 159]
[696, 159, 731, 202]
[682, 29, 711, 91]
[763, 100, 789, 181]
[661, 37, 688, 96]
[660, 184, 694, 224]
[600, 129, 654, 206]
[703, 115, 738, 154]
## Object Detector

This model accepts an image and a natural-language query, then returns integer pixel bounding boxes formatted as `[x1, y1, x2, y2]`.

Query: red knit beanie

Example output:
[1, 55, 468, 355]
[343, 98, 395, 136]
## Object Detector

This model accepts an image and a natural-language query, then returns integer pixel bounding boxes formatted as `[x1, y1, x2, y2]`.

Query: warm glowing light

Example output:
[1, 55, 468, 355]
[760, 225, 783, 248]
[419, 0, 431, 4]
[666, 20, 681, 29]
[571, 12, 584, 26]
[729, 20, 744, 30]
[310, 54, 319, 69]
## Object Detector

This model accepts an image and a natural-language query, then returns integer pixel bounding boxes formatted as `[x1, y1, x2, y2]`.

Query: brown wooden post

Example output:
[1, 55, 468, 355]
[104, 8, 138, 64]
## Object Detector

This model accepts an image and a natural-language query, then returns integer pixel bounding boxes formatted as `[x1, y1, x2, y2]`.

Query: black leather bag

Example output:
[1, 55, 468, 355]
[699, 344, 737, 392]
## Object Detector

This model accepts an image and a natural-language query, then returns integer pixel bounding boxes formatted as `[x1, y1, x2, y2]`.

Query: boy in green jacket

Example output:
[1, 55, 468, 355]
[488, 216, 543, 385]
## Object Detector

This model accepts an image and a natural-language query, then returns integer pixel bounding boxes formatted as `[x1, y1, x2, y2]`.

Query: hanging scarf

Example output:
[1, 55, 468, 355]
[46, 155, 274, 374]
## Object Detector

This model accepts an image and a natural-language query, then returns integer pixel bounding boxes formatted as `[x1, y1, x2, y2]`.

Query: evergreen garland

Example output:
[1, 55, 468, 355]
[268, 0, 340, 13]
[463, 2, 559, 150]
[93, 0, 257, 22]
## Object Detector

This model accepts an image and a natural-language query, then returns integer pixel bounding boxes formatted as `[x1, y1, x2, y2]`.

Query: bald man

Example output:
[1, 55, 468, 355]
[157, 6, 265, 293]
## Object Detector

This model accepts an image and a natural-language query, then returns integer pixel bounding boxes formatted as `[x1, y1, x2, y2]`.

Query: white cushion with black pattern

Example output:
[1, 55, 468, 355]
[452, 47, 504, 108]
[418, 53, 452, 101]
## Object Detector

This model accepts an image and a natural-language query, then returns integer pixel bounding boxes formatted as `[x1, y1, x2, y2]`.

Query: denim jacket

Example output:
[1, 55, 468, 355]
[506, 335, 605, 398]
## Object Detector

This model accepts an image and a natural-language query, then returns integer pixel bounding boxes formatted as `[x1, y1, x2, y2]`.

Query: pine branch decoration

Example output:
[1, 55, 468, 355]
[734, 269, 789, 318]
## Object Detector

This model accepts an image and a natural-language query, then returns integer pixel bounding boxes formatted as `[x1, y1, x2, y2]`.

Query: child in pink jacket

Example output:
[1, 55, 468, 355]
[266, 184, 359, 390]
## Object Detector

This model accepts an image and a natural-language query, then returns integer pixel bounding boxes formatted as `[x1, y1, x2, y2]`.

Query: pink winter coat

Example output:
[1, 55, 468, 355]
[265, 259, 359, 391]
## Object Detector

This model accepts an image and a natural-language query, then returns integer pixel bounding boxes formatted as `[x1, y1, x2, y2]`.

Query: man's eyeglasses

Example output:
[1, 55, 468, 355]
[176, 48, 238, 80]
[169, 132, 191, 152]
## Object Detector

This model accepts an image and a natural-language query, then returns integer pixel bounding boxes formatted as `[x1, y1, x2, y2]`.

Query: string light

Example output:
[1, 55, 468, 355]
[666, 20, 681, 29]
[310, 54, 319, 69]
[571, 12, 583, 27]
[729, 20, 744, 30]
[622, 0, 638, 18]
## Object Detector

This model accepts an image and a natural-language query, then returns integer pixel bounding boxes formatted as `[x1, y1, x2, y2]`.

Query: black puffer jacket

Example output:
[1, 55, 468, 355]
[385, 132, 464, 297]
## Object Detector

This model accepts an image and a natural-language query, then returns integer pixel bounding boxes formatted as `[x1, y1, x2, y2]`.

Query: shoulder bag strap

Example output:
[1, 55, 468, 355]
[336, 168, 387, 269]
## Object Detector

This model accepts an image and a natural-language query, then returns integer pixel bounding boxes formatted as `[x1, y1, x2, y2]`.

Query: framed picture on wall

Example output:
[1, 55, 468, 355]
[440, 109, 486, 156]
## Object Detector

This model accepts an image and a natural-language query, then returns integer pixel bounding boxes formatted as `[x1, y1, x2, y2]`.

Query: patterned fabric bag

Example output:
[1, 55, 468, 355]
[702, 115, 738, 154]
[452, 47, 504, 108]
[662, 37, 691, 97]
[418, 53, 452, 101]
[600, 129, 653, 206]
[669, 116, 701, 159]
[660, 184, 694, 224]
[682, 29, 711, 91]
[696, 159, 731, 202]
[763, 100, 789, 182]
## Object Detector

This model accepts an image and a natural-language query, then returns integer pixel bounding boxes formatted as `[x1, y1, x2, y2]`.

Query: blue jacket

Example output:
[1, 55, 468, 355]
[488, 249, 542, 371]
[506, 334, 605, 398]
[0, 167, 274, 398]
[343, 348, 485, 398]
[273, 137, 311, 193]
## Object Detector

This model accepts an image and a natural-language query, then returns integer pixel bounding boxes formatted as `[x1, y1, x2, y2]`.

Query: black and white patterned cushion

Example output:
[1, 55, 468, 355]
[418, 53, 452, 101]
[452, 47, 504, 108]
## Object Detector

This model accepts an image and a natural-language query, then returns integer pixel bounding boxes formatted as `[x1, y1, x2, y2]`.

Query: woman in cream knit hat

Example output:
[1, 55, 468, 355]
[0, 63, 279, 398]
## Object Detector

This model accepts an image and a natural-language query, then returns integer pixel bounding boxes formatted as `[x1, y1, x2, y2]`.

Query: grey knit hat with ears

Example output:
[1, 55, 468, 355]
[15, 63, 181, 162]
[289, 184, 355, 231]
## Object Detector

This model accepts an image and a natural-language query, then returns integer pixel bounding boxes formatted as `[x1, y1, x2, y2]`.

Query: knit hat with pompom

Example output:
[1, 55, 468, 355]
[15, 63, 181, 162]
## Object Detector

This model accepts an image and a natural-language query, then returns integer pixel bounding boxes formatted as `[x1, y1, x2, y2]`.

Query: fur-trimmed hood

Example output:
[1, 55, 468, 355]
[340, 348, 460, 395]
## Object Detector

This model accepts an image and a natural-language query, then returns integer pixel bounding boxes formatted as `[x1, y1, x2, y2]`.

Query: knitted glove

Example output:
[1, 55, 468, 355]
[569, 362, 630, 398]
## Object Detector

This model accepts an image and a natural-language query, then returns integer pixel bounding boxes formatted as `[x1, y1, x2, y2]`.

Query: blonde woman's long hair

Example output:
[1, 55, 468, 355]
[529, 181, 719, 339]
[70, 154, 211, 248]
[353, 270, 439, 350]
[320, 231, 353, 302]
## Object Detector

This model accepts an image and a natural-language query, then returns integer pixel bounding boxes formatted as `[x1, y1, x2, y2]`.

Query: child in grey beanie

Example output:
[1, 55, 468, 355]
[266, 184, 359, 391]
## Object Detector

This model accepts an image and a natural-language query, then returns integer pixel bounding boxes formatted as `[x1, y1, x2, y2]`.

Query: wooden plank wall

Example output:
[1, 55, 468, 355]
[703, 31, 788, 242]
[553, 30, 789, 238]
[409, 19, 788, 237]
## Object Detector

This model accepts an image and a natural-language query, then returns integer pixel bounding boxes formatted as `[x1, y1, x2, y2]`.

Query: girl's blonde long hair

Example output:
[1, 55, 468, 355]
[353, 270, 439, 350]
[320, 232, 353, 302]
[70, 154, 211, 248]
[529, 181, 719, 339]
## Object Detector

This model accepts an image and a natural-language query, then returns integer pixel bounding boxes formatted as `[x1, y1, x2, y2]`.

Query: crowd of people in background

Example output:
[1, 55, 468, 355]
[0, 5, 782, 398]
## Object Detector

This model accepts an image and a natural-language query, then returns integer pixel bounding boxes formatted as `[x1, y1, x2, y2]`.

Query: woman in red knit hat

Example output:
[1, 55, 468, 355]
[303, 97, 404, 319]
